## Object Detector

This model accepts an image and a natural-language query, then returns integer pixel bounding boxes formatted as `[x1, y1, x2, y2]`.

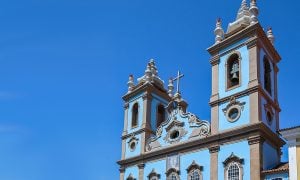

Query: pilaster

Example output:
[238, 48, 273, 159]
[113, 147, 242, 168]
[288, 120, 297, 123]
[122, 103, 129, 159]
[248, 136, 264, 180]
[210, 55, 220, 103]
[123, 103, 129, 136]
[119, 167, 125, 180]
[209, 145, 220, 180]
[141, 92, 152, 154]
[247, 39, 260, 88]
[210, 105, 219, 134]
[249, 91, 260, 123]
[138, 164, 145, 180]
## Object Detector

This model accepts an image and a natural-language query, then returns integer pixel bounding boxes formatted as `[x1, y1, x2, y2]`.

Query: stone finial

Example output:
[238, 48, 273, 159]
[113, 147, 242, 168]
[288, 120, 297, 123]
[237, 0, 250, 20]
[127, 74, 135, 92]
[168, 78, 174, 97]
[249, 0, 259, 24]
[149, 59, 158, 76]
[214, 18, 224, 44]
[145, 63, 152, 82]
[137, 59, 165, 88]
[227, 0, 251, 34]
[267, 27, 275, 45]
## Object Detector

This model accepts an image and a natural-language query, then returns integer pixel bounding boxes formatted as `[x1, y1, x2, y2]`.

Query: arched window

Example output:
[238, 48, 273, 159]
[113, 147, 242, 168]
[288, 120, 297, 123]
[148, 169, 161, 180]
[168, 173, 179, 180]
[186, 161, 203, 180]
[223, 153, 244, 180]
[227, 163, 240, 180]
[227, 53, 241, 89]
[157, 104, 165, 128]
[264, 57, 272, 95]
[131, 103, 139, 128]
[166, 168, 180, 180]
[126, 173, 136, 180]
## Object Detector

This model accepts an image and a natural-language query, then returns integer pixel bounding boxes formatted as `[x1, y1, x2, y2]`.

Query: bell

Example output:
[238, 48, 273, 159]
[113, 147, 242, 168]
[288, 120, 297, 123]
[231, 72, 238, 81]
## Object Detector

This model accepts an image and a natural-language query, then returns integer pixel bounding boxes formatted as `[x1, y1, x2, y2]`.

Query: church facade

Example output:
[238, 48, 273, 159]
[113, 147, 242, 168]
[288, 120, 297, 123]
[117, 0, 295, 179]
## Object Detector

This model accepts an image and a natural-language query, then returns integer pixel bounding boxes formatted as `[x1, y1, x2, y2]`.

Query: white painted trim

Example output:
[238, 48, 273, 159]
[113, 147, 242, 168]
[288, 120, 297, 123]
[288, 146, 298, 180]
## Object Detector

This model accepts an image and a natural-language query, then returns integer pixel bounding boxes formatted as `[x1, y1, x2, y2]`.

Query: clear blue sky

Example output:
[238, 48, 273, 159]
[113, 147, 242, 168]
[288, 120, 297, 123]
[0, 0, 299, 179]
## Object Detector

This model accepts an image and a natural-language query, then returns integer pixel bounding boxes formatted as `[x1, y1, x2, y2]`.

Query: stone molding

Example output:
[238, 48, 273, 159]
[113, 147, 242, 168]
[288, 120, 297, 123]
[209, 85, 281, 112]
[117, 122, 284, 167]
[248, 136, 265, 145]
[122, 82, 171, 102]
[138, 163, 145, 169]
[142, 92, 152, 101]
[210, 55, 220, 65]
[209, 145, 220, 153]
[147, 169, 161, 179]
[207, 23, 281, 63]
[119, 166, 125, 173]
[124, 102, 129, 109]
[186, 160, 203, 172]
[122, 128, 154, 140]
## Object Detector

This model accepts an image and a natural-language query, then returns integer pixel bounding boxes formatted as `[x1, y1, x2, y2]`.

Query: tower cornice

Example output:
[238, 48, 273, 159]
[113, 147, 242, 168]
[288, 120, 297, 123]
[207, 23, 281, 63]
[209, 84, 281, 112]
[122, 82, 171, 102]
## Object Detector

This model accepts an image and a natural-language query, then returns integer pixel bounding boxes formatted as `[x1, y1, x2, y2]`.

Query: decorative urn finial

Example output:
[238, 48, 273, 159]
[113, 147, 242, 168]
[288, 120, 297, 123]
[214, 18, 224, 44]
[127, 74, 135, 93]
[267, 27, 275, 45]
[145, 63, 152, 83]
[168, 78, 174, 97]
[249, 0, 259, 24]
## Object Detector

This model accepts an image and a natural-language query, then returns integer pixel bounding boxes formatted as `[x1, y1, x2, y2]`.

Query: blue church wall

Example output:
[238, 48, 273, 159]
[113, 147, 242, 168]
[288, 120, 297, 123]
[218, 141, 251, 180]
[259, 49, 275, 101]
[125, 134, 142, 158]
[144, 159, 166, 179]
[219, 38, 247, 54]
[180, 149, 210, 179]
[127, 93, 144, 134]
[150, 93, 168, 131]
[124, 165, 139, 180]
[218, 96, 250, 131]
[261, 97, 277, 132]
[218, 45, 250, 99]
[263, 142, 279, 170]
[264, 172, 289, 180]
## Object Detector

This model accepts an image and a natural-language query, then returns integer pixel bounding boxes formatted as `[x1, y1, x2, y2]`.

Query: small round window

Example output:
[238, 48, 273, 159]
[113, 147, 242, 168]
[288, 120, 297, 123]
[170, 130, 180, 140]
[129, 141, 136, 151]
[226, 106, 241, 122]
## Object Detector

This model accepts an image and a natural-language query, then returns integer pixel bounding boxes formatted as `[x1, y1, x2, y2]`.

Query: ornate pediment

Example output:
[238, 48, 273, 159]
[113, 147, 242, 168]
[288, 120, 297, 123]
[223, 153, 244, 166]
[146, 99, 211, 152]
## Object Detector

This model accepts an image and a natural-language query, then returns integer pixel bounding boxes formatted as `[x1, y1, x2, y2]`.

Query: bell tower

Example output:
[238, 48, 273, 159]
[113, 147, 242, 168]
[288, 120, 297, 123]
[207, 1, 284, 179]
[208, 0, 281, 134]
[119, 59, 172, 179]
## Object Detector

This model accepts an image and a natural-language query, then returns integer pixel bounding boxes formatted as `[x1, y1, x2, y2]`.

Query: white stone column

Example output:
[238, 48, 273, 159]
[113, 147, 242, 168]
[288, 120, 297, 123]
[288, 140, 299, 180]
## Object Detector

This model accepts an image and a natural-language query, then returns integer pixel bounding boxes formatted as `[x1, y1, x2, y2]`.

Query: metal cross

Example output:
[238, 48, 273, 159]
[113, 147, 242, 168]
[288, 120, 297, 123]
[172, 70, 184, 93]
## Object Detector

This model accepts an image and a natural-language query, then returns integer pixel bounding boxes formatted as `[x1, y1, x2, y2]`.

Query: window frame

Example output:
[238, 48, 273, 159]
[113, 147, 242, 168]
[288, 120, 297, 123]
[225, 52, 242, 91]
[131, 103, 139, 128]
[156, 104, 165, 128]
[148, 169, 161, 180]
[223, 153, 244, 180]
[263, 56, 273, 96]
[186, 161, 203, 180]
[166, 168, 180, 180]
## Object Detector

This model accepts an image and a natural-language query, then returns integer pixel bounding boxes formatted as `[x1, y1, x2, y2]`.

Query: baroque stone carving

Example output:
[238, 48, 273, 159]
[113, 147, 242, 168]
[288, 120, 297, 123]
[127, 135, 139, 152]
[222, 96, 246, 122]
[163, 119, 188, 144]
[145, 99, 211, 152]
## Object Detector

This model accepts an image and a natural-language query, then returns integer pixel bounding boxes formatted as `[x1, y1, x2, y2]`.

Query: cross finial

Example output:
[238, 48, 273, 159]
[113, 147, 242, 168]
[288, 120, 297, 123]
[172, 70, 184, 94]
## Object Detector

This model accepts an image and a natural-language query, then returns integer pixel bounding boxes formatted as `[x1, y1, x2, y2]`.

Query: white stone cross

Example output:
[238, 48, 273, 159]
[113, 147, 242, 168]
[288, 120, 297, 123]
[172, 70, 184, 93]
